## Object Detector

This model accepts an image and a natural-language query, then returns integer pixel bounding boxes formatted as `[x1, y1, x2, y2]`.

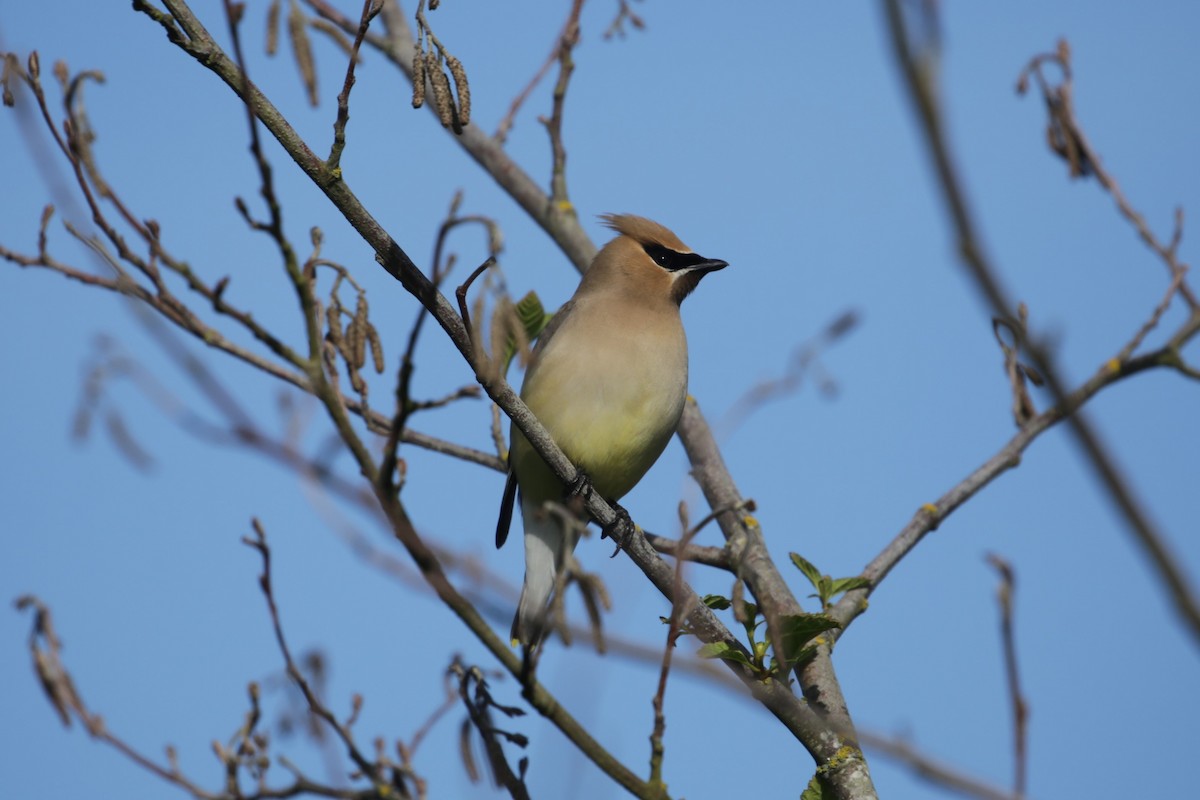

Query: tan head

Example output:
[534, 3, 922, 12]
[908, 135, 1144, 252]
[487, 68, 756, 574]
[579, 214, 728, 305]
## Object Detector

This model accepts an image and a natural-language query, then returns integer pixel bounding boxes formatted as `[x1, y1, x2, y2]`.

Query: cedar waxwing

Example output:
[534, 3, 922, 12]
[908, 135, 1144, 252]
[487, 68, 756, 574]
[495, 214, 728, 645]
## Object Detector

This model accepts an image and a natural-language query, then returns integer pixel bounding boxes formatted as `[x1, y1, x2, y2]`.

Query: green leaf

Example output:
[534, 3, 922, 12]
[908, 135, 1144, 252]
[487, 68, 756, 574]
[500, 292, 553, 375]
[515, 291, 551, 340]
[777, 613, 840, 667]
[816, 575, 834, 604]
[783, 645, 820, 669]
[702, 593, 731, 610]
[800, 774, 825, 800]
[789, 552, 823, 590]
[697, 641, 753, 668]
[828, 576, 871, 596]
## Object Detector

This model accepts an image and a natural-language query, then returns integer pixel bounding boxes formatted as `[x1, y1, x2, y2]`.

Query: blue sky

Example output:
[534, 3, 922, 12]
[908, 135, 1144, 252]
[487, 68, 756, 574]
[2, 2, 1198, 799]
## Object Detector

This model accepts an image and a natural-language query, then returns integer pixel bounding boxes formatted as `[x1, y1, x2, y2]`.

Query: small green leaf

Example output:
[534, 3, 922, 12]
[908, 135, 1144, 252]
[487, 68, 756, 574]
[515, 291, 551, 340]
[784, 645, 819, 669]
[816, 575, 834, 604]
[500, 292, 553, 374]
[828, 576, 871, 596]
[697, 642, 753, 667]
[778, 613, 840, 667]
[789, 552, 823, 590]
[702, 594, 731, 610]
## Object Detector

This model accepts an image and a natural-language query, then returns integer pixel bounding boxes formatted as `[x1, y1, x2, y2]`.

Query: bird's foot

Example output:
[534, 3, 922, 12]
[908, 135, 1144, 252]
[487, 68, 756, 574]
[567, 469, 593, 500]
[601, 505, 635, 558]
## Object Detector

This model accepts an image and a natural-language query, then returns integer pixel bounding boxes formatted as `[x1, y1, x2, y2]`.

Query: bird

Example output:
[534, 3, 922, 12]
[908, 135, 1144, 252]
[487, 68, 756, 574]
[495, 213, 728, 645]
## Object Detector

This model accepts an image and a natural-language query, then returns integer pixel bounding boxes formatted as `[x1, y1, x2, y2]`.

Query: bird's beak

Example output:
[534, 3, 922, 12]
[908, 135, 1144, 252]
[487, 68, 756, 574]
[682, 258, 728, 275]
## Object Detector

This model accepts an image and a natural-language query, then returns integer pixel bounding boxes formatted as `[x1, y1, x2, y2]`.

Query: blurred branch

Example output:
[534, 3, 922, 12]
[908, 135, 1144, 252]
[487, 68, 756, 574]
[494, 0, 585, 144]
[603, 0, 646, 40]
[644, 532, 731, 570]
[243, 519, 381, 785]
[986, 554, 1028, 799]
[857, 729, 1023, 800]
[0, 54, 309, 384]
[14, 594, 366, 799]
[992, 305, 1043, 427]
[719, 309, 859, 437]
[452, 660, 530, 799]
[880, 0, 1200, 648]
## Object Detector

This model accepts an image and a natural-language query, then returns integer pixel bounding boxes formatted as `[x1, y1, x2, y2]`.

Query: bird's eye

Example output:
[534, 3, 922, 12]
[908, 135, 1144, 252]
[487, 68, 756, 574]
[644, 244, 672, 266]
[643, 243, 711, 272]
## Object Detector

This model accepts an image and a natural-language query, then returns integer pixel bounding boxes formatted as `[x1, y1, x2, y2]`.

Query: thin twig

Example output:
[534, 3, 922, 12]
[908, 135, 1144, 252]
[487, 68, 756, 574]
[243, 520, 381, 784]
[648, 504, 698, 787]
[327, 0, 381, 169]
[1115, 266, 1187, 364]
[540, 1, 583, 213]
[644, 533, 731, 570]
[456, 256, 498, 351]
[1017, 43, 1197, 310]
[830, 321, 1200, 632]
[986, 554, 1028, 798]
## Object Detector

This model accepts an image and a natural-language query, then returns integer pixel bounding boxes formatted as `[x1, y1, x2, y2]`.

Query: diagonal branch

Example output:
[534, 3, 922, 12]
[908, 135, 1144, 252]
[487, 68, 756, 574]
[880, 0, 1200, 648]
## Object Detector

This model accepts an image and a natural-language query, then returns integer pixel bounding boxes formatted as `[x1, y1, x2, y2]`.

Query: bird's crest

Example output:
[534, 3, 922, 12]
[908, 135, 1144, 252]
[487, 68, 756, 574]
[599, 213, 690, 253]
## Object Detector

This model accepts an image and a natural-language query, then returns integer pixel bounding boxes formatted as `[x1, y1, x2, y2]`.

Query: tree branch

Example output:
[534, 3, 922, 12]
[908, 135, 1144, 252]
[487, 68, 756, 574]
[880, 0, 1200, 648]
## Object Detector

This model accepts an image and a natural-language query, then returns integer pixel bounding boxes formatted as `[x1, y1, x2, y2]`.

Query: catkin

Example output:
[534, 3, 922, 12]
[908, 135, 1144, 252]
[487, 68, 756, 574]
[427, 53, 454, 128]
[444, 54, 469, 126]
[411, 50, 426, 108]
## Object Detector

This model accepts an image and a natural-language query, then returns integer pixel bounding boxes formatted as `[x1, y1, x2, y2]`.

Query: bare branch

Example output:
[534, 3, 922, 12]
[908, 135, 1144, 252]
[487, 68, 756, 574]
[539, 0, 583, 210]
[327, 0, 382, 169]
[986, 554, 1028, 798]
[857, 729, 1024, 800]
[242, 519, 382, 785]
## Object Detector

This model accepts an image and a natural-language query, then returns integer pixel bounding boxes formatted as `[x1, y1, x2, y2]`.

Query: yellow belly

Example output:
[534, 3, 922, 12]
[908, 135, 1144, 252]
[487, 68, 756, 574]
[511, 302, 687, 505]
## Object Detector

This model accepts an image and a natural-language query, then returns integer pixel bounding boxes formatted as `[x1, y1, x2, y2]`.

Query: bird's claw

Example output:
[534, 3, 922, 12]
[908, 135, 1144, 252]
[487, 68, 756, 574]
[567, 469, 593, 500]
[601, 506, 635, 558]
